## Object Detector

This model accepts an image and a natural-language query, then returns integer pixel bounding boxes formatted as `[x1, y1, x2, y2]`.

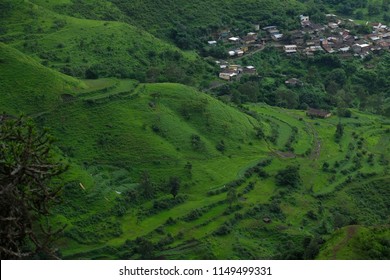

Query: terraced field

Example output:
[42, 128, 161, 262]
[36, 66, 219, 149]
[21, 77, 387, 259]
[1, 13, 389, 259]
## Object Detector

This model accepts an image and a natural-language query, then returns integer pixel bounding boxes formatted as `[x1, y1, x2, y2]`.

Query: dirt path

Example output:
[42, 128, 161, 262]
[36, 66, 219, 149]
[278, 108, 322, 162]
[204, 81, 225, 92]
[273, 151, 296, 159]
[332, 225, 359, 259]
[306, 122, 321, 163]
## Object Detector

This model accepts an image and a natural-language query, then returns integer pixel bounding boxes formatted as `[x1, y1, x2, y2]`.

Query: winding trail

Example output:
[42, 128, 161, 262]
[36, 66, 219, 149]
[332, 226, 359, 259]
[306, 122, 321, 164]
[279, 108, 322, 162]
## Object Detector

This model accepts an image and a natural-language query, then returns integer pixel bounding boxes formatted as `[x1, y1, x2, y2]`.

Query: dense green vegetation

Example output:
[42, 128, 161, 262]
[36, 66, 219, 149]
[109, 0, 306, 50]
[320, 0, 390, 22]
[318, 225, 390, 259]
[32, 0, 305, 50]
[0, 0, 389, 260]
[0, 0, 213, 84]
[221, 47, 390, 117]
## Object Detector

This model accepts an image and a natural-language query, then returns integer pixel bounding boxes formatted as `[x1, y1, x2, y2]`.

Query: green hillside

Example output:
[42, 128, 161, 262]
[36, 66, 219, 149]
[26, 80, 388, 259]
[110, 0, 305, 31]
[317, 225, 390, 260]
[33, 0, 305, 49]
[321, 0, 390, 24]
[1, 64, 388, 259]
[0, 0, 389, 261]
[42, 83, 265, 177]
[34, 82, 267, 257]
[0, 43, 85, 115]
[0, 0, 212, 84]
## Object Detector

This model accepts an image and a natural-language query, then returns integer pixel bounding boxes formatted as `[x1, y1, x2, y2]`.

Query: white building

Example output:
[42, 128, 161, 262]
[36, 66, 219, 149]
[339, 46, 350, 52]
[219, 70, 238, 81]
[300, 15, 310, 22]
[228, 37, 240, 43]
[271, 33, 283, 41]
[284, 45, 297, 54]
[235, 49, 244, 56]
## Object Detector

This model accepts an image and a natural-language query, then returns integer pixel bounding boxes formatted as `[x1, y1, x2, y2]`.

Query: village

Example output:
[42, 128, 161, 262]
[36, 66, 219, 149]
[212, 13, 390, 82]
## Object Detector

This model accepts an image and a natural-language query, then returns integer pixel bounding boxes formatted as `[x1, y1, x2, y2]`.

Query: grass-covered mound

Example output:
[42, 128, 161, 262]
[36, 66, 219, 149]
[42, 83, 265, 178]
[0, 0, 213, 84]
[0, 43, 85, 115]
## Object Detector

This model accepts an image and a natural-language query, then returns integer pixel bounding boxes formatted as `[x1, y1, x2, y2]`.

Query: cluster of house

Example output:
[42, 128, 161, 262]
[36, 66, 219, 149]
[212, 14, 389, 81]
[263, 25, 284, 41]
[208, 25, 264, 58]
[282, 15, 390, 58]
[216, 61, 257, 81]
[220, 25, 284, 56]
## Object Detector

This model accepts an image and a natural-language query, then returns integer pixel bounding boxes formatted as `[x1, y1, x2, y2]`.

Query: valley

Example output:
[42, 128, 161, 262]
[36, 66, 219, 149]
[0, 0, 389, 260]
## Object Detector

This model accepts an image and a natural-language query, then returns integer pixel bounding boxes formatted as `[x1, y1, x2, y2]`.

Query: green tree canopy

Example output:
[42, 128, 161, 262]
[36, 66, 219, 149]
[275, 165, 301, 188]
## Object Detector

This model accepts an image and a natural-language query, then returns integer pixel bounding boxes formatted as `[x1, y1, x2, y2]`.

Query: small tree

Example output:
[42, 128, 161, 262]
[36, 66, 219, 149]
[335, 122, 344, 143]
[168, 176, 180, 199]
[190, 134, 205, 151]
[216, 140, 225, 152]
[275, 165, 301, 188]
[140, 171, 154, 199]
[322, 162, 330, 171]
[255, 127, 265, 139]
[0, 116, 66, 259]
[135, 237, 154, 260]
[226, 187, 238, 208]
[184, 162, 192, 177]
[303, 235, 322, 260]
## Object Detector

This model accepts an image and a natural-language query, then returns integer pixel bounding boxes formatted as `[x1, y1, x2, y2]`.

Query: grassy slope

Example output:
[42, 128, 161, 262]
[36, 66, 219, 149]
[1, 38, 389, 259]
[43, 83, 263, 171]
[40, 85, 388, 259]
[1, 0, 389, 260]
[37, 82, 269, 257]
[0, 51, 388, 258]
[28, 0, 305, 51]
[0, 43, 85, 115]
[30, 0, 125, 22]
[317, 225, 390, 260]
[0, 0, 212, 84]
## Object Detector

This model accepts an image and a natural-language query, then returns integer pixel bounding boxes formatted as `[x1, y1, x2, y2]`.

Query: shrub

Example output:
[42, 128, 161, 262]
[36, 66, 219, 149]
[183, 209, 203, 221]
[275, 165, 301, 188]
[216, 140, 226, 152]
[214, 223, 232, 236]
